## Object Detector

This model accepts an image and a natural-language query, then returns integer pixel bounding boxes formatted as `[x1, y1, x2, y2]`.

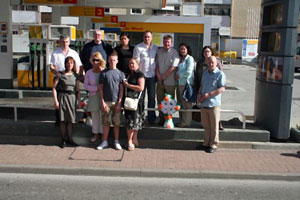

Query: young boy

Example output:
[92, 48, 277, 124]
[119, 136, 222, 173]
[97, 50, 125, 150]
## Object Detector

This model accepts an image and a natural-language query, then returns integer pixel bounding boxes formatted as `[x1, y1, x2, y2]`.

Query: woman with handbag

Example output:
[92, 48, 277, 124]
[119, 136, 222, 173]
[175, 43, 195, 128]
[84, 52, 106, 143]
[194, 46, 224, 130]
[123, 58, 145, 151]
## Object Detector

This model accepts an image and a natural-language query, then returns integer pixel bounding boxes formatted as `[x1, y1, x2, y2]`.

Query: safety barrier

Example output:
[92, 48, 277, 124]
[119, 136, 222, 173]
[0, 104, 246, 129]
[146, 108, 246, 129]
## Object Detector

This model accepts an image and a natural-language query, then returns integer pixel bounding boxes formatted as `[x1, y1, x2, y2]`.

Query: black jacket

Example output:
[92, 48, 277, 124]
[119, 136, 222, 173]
[80, 40, 113, 72]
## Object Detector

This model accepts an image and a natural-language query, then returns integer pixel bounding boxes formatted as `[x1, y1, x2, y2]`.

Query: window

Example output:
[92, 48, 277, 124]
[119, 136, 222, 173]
[184, 0, 202, 2]
[12, 5, 38, 11]
[131, 8, 142, 15]
[153, 9, 180, 16]
[211, 29, 219, 36]
[104, 8, 110, 14]
[204, 4, 231, 16]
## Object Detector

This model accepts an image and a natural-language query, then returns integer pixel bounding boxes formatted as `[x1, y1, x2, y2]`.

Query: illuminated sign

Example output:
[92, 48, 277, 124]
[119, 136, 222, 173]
[91, 16, 118, 23]
[105, 22, 205, 34]
[69, 6, 104, 17]
[24, 0, 77, 4]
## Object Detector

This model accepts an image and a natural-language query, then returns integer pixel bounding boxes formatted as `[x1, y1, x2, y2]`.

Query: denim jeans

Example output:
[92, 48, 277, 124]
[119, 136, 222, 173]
[141, 77, 156, 123]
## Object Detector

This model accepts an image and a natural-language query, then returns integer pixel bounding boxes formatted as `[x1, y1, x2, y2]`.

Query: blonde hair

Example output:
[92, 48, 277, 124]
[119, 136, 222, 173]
[129, 58, 139, 67]
[90, 52, 106, 70]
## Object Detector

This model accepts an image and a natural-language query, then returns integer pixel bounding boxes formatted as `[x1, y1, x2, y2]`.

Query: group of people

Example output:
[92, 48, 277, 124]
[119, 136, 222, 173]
[51, 29, 226, 153]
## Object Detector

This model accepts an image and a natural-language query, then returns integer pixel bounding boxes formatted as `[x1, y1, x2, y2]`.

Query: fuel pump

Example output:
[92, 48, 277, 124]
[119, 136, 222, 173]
[18, 25, 75, 89]
[27, 37, 54, 89]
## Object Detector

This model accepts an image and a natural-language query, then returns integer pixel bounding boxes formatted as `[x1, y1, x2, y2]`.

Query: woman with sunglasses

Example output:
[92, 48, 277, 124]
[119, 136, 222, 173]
[84, 52, 106, 143]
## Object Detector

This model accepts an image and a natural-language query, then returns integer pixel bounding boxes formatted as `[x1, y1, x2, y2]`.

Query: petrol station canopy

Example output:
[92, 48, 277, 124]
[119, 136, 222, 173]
[23, 0, 165, 9]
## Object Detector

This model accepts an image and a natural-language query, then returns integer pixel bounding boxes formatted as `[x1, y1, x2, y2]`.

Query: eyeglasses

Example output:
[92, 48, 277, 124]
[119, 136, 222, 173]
[92, 59, 100, 62]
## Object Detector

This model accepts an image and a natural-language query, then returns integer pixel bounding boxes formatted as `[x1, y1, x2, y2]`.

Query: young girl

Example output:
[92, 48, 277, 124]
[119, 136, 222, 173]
[52, 56, 81, 148]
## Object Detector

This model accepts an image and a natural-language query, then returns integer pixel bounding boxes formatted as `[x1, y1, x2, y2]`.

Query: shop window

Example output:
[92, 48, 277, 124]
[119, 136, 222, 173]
[204, 4, 231, 16]
[131, 8, 142, 15]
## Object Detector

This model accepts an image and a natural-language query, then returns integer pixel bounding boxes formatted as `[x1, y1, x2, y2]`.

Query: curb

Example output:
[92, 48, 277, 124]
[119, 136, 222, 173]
[0, 164, 299, 181]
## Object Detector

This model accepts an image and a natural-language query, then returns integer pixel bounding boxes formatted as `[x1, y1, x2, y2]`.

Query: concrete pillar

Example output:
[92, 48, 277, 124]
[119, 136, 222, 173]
[255, 0, 300, 139]
[0, 0, 13, 88]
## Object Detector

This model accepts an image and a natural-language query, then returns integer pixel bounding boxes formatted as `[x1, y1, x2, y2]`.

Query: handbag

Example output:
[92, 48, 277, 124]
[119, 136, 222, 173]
[182, 81, 197, 103]
[124, 88, 142, 111]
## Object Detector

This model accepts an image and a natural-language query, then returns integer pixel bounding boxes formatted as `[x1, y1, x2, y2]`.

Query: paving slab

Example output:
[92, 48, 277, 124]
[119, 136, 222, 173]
[0, 144, 299, 181]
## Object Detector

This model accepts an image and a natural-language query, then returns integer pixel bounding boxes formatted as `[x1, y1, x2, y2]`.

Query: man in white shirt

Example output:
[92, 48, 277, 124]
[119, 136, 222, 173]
[133, 30, 158, 124]
[50, 35, 82, 75]
[155, 35, 180, 125]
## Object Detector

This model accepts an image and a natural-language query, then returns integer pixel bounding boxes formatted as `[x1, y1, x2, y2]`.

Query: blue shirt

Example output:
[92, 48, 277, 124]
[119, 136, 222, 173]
[201, 67, 226, 107]
[99, 68, 125, 102]
[91, 43, 107, 62]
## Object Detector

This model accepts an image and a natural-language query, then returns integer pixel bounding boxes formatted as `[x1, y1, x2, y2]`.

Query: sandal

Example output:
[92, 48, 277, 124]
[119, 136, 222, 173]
[90, 134, 100, 143]
[128, 143, 135, 151]
[133, 139, 139, 147]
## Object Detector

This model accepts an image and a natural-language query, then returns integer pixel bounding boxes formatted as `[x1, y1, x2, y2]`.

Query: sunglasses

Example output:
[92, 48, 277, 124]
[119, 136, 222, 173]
[92, 59, 100, 62]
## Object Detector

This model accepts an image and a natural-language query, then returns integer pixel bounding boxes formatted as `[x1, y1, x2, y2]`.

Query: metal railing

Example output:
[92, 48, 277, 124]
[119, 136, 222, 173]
[0, 104, 246, 129]
[146, 108, 246, 129]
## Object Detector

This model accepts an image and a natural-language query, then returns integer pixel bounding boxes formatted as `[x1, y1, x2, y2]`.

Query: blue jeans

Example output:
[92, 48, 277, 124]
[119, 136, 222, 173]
[141, 77, 156, 123]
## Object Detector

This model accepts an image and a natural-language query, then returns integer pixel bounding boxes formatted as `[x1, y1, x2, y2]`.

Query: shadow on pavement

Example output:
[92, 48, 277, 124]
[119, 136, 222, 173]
[280, 151, 300, 159]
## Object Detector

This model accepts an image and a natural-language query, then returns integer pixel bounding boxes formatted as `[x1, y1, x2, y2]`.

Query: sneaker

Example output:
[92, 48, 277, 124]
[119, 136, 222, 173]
[114, 140, 122, 150]
[97, 140, 108, 150]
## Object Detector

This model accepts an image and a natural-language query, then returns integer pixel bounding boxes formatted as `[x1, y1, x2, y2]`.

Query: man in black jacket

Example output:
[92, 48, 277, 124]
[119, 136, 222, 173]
[79, 29, 113, 80]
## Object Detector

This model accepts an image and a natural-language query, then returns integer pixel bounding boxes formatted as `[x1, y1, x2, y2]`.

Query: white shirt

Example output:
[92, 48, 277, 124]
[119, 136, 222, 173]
[50, 47, 82, 72]
[133, 42, 158, 78]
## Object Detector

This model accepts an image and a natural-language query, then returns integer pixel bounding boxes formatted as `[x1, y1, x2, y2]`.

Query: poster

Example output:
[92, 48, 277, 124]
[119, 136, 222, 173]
[257, 55, 283, 83]
[242, 39, 258, 62]
[152, 32, 175, 47]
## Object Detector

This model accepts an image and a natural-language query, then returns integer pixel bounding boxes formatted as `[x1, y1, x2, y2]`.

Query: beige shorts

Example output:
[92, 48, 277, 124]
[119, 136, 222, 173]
[101, 102, 121, 126]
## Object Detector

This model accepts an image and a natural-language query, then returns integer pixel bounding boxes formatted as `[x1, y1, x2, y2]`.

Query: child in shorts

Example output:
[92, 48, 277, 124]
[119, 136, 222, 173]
[97, 50, 125, 150]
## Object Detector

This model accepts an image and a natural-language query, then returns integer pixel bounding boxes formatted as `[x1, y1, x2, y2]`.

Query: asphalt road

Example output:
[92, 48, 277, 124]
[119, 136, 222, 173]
[0, 173, 299, 200]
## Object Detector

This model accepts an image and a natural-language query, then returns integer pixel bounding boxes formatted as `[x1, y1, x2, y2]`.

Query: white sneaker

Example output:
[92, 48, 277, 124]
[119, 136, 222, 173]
[97, 140, 108, 150]
[114, 140, 122, 150]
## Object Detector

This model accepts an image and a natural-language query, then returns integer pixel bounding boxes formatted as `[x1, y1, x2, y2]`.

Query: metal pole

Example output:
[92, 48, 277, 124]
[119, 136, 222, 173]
[218, 32, 221, 59]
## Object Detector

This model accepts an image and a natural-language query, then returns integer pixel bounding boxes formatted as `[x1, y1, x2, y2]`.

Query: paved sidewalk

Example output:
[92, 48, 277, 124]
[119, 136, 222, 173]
[0, 144, 299, 181]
